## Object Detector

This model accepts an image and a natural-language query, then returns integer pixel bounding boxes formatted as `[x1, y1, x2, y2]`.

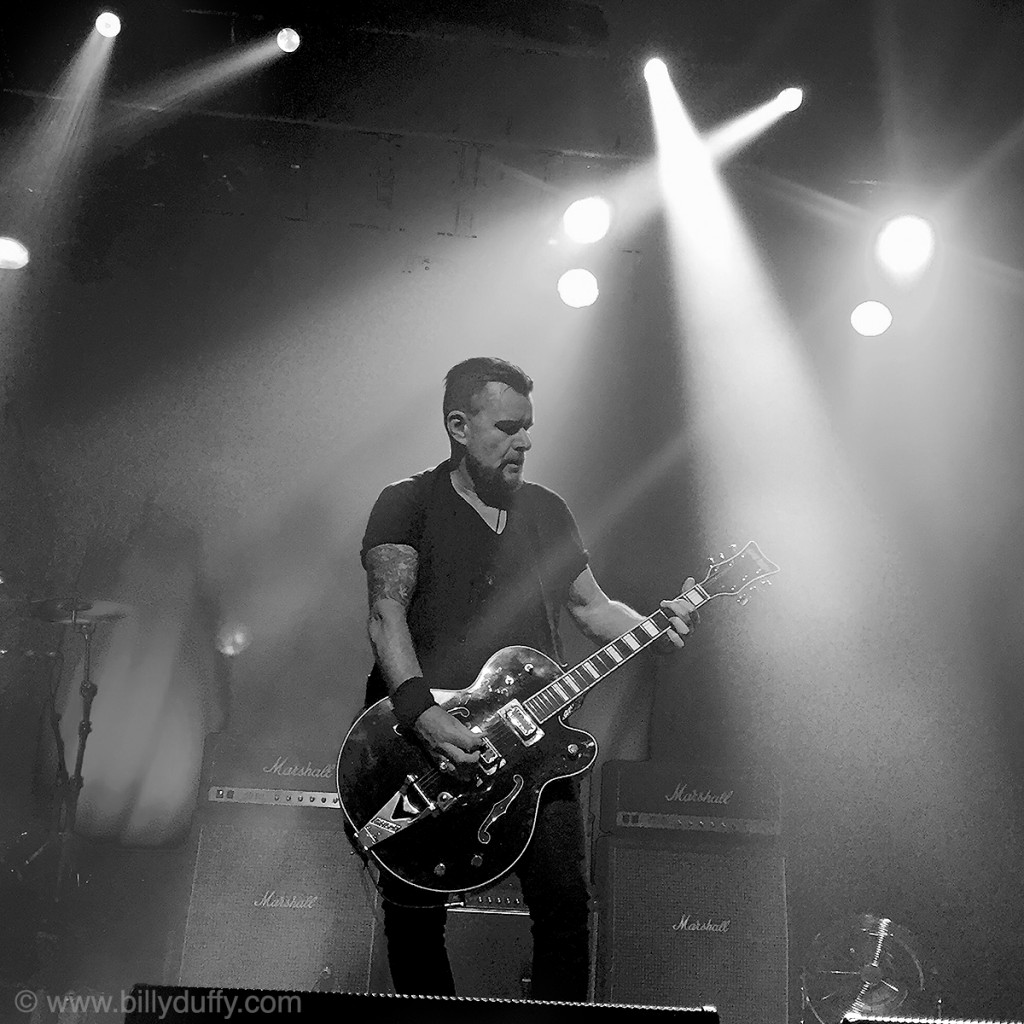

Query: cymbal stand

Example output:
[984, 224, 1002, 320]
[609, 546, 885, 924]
[20, 613, 99, 901]
[52, 613, 98, 899]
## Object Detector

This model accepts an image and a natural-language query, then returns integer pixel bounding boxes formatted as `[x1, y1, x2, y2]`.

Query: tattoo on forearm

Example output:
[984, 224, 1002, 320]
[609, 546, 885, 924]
[366, 544, 418, 609]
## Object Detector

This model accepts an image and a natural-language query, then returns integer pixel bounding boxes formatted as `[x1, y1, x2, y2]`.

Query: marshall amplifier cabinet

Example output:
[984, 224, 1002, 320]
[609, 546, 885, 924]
[446, 874, 533, 999]
[366, 873, 537, 999]
[600, 760, 780, 839]
[166, 735, 383, 993]
[595, 835, 787, 1024]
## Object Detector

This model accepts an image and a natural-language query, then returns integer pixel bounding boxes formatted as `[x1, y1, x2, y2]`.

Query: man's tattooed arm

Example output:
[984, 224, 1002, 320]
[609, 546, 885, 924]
[364, 543, 422, 693]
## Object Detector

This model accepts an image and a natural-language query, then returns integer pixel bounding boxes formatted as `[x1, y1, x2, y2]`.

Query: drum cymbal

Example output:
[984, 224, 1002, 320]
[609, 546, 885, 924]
[28, 599, 132, 624]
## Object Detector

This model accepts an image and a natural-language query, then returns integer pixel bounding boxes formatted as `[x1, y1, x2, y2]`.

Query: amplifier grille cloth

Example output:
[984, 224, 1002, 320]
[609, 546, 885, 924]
[177, 822, 378, 991]
[598, 840, 787, 1024]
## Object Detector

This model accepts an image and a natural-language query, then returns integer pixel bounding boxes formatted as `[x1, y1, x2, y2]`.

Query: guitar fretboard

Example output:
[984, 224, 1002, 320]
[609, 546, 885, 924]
[523, 585, 709, 724]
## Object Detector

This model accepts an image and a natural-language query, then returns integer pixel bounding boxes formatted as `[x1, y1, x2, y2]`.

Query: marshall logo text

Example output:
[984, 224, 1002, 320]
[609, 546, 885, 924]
[672, 914, 731, 933]
[254, 890, 319, 910]
[665, 782, 734, 805]
[262, 757, 335, 780]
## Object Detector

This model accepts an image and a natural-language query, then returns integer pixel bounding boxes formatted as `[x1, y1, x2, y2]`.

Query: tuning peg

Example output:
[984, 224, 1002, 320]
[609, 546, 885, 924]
[737, 593, 750, 606]
[718, 552, 725, 560]
[730, 543, 737, 551]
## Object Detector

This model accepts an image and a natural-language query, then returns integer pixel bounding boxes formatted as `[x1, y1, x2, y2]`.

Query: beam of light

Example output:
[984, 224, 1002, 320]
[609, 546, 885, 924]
[95, 12, 122, 37]
[874, 214, 936, 281]
[644, 72, 986, 869]
[3, 30, 114, 217]
[0, 28, 115, 372]
[94, 34, 286, 145]
[704, 87, 805, 162]
[557, 268, 599, 307]
[0, 237, 30, 270]
[850, 299, 893, 336]
[644, 51, 906, 748]
[562, 196, 612, 243]
[277, 27, 301, 53]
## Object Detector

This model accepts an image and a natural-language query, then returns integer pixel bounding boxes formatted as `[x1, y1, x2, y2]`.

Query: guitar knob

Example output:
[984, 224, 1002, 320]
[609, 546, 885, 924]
[434, 863, 447, 877]
[471, 854, 483, 868]
[567, 743, 580, 759]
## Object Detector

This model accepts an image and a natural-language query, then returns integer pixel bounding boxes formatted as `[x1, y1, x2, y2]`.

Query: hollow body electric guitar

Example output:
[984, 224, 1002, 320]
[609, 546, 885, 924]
[336, 541, 778, 894]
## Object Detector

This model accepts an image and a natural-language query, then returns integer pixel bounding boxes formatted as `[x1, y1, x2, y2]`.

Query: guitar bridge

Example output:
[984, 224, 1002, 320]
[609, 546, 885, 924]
[481, 737, 509, 774]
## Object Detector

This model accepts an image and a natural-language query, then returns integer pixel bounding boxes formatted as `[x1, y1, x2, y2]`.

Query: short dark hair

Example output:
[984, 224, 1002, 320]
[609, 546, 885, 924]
[443, 357, 533, 421]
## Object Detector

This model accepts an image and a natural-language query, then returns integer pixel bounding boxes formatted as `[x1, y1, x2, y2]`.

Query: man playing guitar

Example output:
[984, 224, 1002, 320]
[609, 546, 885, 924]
[357, 356, 697, 1001]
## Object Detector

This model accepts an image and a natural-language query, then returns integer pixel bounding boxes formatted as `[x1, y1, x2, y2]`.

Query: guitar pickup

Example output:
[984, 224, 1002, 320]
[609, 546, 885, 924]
[497, 701, 544, 747]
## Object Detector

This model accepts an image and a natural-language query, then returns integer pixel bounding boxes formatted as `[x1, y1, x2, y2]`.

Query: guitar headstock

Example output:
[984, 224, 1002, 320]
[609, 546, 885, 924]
[697, 542, 779, 604]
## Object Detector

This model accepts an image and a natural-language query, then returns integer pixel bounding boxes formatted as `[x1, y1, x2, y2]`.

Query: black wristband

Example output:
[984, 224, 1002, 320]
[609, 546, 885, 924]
[391, 676, 437, 729]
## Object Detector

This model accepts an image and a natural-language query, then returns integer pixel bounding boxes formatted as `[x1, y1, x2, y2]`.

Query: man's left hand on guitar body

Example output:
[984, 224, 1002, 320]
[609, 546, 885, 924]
[657, 576, 700, 653]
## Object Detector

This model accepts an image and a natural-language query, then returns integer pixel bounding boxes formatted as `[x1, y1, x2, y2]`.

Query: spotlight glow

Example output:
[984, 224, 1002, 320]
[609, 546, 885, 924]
[0, 237, 30, 270]
[562, 196, 612, 244]
[277, 28, 301, 53]
[95, 12, 121, 38]
[216, 624, 251, 657]
[557, 269, 600, 308]
[644, 58, 668, 84]
[850, 300, 893, 337]
[776, 87, 803, 112]
[874, 214, 936, 280]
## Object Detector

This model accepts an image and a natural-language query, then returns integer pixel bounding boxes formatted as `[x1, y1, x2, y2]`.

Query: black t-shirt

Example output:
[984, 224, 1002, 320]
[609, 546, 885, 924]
[361, 461, 589, 702]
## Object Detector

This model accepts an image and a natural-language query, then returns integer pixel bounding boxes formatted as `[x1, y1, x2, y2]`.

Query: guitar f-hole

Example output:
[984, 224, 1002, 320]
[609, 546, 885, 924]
[477, 774, 524, 844]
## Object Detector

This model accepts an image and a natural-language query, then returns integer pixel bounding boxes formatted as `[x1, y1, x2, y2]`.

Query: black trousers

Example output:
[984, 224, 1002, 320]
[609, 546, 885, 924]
[378, 778, 591, 1002]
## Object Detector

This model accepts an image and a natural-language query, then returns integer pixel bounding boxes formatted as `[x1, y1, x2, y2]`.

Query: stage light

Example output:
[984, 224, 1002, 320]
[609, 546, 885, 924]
[0, 237, 30, 270]
[563, 196, 612, 244]
[277, 28, 301, 53]
[777, 87, 803, 111]
[557, 268, 599, 308]
[850, 300, 893, 337]
[95, 12, 121, 38]
[874, 215, 935, 280]
[644, 58, 668, 84]
[216, 624, 251, 657]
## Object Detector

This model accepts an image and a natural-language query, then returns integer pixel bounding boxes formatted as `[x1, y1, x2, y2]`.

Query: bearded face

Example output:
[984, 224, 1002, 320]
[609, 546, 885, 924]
[448, 382, 533, 509]
[463, 446, 523, 509]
